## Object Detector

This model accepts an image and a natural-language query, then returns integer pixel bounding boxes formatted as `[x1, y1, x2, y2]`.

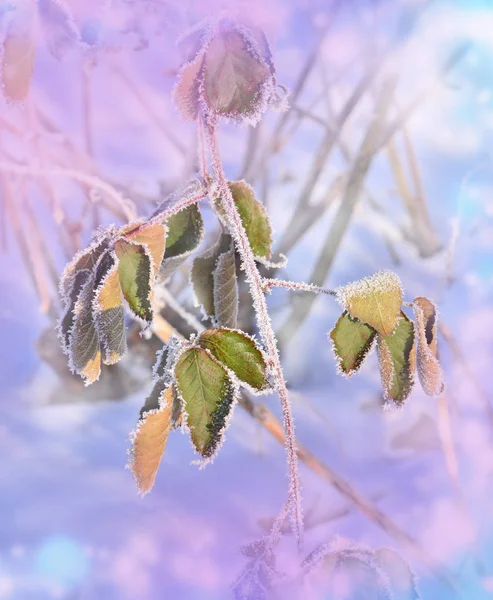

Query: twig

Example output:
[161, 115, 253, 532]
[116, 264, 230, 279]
[206, 119, 304, 547]
[262, 278, 335, 296]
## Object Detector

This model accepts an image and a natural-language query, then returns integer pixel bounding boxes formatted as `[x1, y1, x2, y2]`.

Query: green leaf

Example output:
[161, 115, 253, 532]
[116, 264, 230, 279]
[119, 222, 167, 276]
[130, 384, 174, 494]
[114, 238, 153, 323]
[161, 204, 204, 280]
[198, 329, 269, 392]
[203, 27, 270, 118]
[58, 268, 91, 353]
[68, 273, 101, 385]
[335, 270, 403, 337]
[191, 233, 232, 318]
[175, 347, 235, 457]
[213, 245, 238, 328]
[228, 181, 272, 259]
[330, 311, 377, 376]
[92, 251, 126, 365]
[377, 312, 416, 406]
[413, 297, 444, 396]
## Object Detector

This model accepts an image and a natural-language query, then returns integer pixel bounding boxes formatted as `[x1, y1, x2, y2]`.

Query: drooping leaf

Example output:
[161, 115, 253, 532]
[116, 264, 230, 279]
[58, 268, 91, 351]
[161, 204, 204, 280]
[129, 384, 174, 494]
[175, 347, 235, 457]
[198, 329, 269, 392]
[120, 222, 167, 276]
[227, 181, 272, 259]
[374, 548, 420, 600]
[336, 270, 403, 337]
[377, 312, 416, 406]
[202, 25, 271, 120]
[38, 0, 79, 60]
[413, 297, 444, 396]
[68, 274, 101, 385]
[114, 238, 153, 323]
[213, 245, 239, 328]
[92, 251, 126, 365]
[330, 311, 377, 376]
[60, 236, 109, 298]
[191, 232, 232, 318]
[1, 7, 36, 102]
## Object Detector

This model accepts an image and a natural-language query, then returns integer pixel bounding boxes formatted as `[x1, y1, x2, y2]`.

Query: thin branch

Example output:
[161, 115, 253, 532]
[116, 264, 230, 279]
[262, 278, 335, 296]
[206, 119, 304, 547]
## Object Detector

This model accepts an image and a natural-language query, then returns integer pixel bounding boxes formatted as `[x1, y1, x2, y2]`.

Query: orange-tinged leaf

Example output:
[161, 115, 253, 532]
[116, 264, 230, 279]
[120, 222, 167, 276]
[2, 30, 36, 102]
[130, 385, 173, 494]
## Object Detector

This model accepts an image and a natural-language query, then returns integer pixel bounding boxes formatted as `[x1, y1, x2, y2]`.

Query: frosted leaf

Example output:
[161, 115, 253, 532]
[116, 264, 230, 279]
[68, 273, 101, 385]
[129, 384, 174, 495]
[213, 244, 239, 328]
[375, 548, 420, 600]
[217, 181, 272, 260]
[198, 328, 270, 392]
[173, 53, 204, 122]
[175, 347, 236, 458]
[92, 250, 126, 366]
[57, 268, 91, 353]
[38, 0, 79, 60]
[173, 19, 280, 126]
[377, 312, 416, 406]
[160, 204, 204, 281]
[114, 238, 153, 324]
[1, 3, 36, 102]
[412, 297, 444, 397]
[191, 232, 232, 319]
[203, 25, 270, 117]
[60, 235, 109, 299]
[336, 270, 403, 337]
[119, 222, 167, 277]
[330, 311, 377, 377]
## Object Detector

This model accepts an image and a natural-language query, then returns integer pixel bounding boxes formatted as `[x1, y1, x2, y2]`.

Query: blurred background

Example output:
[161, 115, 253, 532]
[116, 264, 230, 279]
[1, 0, 493, 598]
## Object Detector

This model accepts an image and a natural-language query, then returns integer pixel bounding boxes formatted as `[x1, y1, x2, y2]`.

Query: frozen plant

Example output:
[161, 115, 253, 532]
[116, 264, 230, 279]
[45, 14, 446, 578]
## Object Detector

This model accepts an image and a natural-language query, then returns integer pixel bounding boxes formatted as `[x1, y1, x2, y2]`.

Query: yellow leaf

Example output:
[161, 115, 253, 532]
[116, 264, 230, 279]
[336, 270, 403, 337]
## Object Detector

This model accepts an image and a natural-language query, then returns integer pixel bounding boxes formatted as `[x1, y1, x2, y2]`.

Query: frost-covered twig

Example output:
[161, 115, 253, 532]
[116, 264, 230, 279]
[262, 278, 335, 296]
[206, 119, 304, 547]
